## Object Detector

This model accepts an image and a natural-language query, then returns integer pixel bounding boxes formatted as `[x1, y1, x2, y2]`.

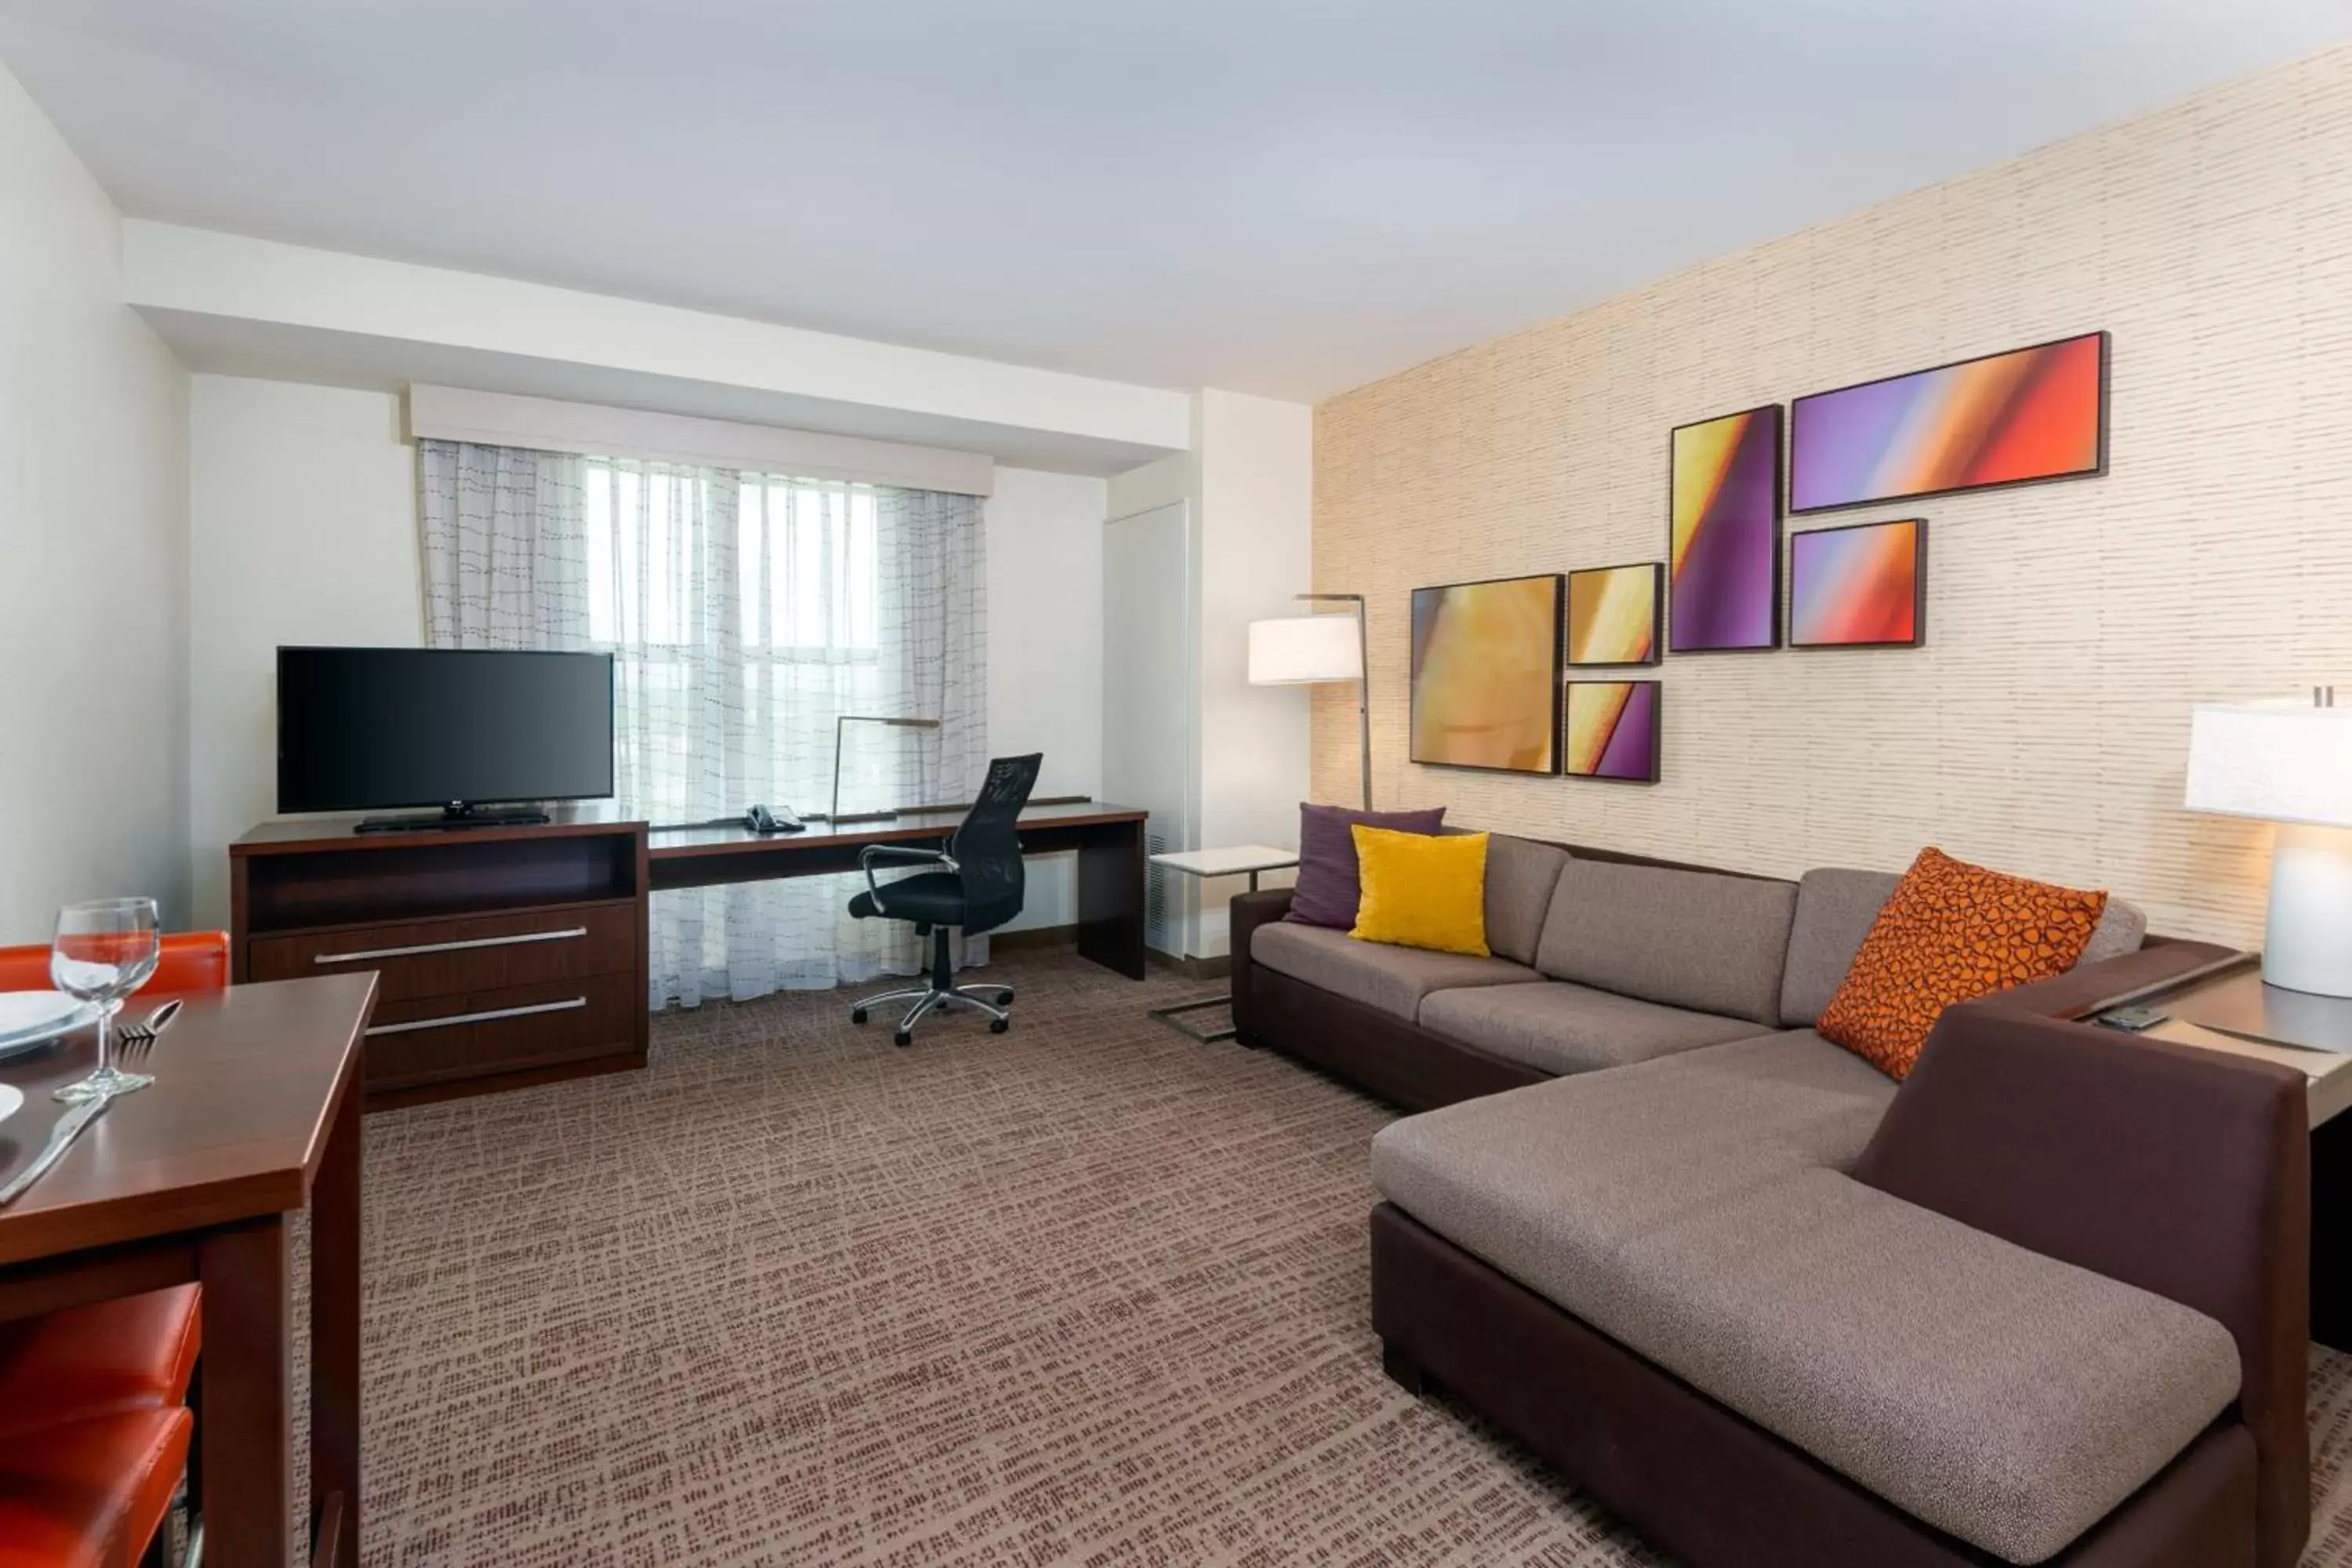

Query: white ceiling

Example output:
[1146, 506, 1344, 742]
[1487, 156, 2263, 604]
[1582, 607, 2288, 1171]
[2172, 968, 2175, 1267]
[3, 1, 2347, 402]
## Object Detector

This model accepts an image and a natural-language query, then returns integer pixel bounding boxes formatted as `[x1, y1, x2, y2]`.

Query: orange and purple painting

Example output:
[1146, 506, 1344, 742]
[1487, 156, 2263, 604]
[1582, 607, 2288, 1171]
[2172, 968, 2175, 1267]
[1789, 519, 1925, 648]
[1789, 332, 2105, 513]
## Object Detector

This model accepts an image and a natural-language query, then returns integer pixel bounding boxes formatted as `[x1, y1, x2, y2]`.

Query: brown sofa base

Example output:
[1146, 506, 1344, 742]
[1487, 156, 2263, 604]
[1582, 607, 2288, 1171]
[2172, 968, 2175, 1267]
[1371, 1202, 2258, 1568]
[1239, 960, 1550, 1112]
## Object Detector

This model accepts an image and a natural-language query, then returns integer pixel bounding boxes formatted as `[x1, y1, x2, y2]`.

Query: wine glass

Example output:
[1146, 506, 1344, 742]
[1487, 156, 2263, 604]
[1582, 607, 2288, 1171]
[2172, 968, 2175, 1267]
[51, 897, 161, 1104]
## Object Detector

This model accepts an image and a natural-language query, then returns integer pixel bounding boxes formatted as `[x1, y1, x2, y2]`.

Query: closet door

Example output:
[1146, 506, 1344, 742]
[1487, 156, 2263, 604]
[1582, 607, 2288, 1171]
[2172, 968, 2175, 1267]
[1102, 501, 1199, 958]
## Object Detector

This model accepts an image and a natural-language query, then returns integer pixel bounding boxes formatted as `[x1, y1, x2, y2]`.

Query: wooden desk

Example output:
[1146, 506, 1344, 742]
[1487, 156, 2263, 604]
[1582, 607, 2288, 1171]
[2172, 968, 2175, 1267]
[649, 800, 1151, 979]
[232, 816, 649, 1107]
[0, 975, 374, 1568]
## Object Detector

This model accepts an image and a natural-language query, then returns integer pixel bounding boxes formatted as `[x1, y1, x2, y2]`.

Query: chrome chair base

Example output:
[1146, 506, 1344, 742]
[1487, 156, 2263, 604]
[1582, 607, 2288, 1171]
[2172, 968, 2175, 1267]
[851, 978, 1015, 1047]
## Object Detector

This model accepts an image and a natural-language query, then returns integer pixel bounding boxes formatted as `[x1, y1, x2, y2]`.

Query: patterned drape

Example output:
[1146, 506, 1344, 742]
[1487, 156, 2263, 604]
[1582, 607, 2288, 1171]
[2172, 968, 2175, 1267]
[419, 439, 990, 1007]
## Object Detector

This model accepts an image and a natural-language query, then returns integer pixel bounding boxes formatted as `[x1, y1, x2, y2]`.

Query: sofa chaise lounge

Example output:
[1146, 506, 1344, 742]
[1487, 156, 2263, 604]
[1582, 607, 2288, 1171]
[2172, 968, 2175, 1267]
[1228, 833, 2305, 1568]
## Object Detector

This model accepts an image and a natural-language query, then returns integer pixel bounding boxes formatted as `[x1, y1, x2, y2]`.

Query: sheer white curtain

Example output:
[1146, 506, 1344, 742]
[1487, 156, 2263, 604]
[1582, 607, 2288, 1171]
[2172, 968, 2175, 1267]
[420, 439, 989, 1007]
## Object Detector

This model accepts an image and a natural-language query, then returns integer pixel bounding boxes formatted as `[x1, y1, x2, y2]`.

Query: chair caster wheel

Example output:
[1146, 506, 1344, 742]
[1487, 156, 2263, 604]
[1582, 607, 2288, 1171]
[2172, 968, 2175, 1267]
[893, 1029, 913, 1048]
[989, 1017, 1010, 1034]
[852, 1007, 869, 1025]
[994, 989, 1014, 1006]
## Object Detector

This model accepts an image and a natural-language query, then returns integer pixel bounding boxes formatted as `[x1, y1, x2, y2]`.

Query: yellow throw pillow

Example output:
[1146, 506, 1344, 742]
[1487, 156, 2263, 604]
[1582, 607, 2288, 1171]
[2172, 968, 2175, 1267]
[1349, 826, 1490, 956]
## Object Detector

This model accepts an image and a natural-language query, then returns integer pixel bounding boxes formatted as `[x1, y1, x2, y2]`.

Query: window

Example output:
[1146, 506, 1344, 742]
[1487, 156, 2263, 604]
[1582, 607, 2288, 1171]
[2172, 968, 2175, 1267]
[582, 462, 880, 656]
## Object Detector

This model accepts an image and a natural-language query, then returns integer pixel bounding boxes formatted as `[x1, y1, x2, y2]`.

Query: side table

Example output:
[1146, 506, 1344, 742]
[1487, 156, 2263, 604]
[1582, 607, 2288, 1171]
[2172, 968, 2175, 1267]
[1146, 845, 1301, 1042]
[2090, 953, 2352, 1349]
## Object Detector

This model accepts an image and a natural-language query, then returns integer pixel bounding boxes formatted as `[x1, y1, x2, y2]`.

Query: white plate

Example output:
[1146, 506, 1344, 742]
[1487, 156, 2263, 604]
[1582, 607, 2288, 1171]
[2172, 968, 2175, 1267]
[0, 991, 100, 1058]
[0, 1084, 20, 1127]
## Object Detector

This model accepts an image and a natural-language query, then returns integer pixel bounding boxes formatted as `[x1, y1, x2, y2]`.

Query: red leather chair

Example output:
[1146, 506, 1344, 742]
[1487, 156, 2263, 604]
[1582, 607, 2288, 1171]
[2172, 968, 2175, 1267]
[0, 1287, 202, 1440]
[0, 931, 230, 996]
[0, 935, 223, 1566]
[0, 1406, 191, 1568]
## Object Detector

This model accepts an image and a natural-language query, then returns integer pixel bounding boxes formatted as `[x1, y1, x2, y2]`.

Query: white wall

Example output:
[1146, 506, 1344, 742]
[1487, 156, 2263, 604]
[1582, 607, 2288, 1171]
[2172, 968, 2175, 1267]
[183, 374, 1107, 935]
[186, 378, 423, 924]
[1312, 43, 2352, 949]
[126, 223, 1192, 462]
[983, 466, 1106, 932]
[0, 62, 189, 942]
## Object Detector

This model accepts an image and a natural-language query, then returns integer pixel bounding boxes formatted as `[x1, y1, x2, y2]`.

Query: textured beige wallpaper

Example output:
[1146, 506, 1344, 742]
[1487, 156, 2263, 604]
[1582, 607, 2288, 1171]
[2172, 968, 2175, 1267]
[1312, 45, 2352, 946]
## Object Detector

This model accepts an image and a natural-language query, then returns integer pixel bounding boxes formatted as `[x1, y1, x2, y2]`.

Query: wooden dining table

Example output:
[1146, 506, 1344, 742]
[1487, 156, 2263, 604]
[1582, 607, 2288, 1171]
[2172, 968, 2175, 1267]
[0, 973, 375, 1568]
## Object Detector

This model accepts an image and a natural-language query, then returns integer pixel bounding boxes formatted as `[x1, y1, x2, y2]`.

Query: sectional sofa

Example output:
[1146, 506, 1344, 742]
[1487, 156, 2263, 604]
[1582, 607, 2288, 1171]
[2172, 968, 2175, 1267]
[1228, 833, 2308, 1568]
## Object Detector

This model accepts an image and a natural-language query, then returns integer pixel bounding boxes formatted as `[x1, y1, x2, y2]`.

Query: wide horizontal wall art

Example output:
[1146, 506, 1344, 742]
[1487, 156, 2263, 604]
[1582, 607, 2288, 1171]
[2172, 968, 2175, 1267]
[1410, 574, 1563, 775]
[1788, 331, 2107, 513]
[1789, 519, 1926, 648]
[1566, 562, 1662, 666]
[1669, 405, 1783, 652]
[1564, 681, 1661, 782]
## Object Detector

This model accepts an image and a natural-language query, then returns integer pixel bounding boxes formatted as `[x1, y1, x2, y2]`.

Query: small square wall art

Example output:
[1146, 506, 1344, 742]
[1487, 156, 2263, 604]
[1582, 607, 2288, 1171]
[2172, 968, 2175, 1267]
[1566, 562, 1662, 666]
[1788, 518, 1926, 648]
[1564, 681, 1661, 782]
[1410, 573, 1564, 774]
[1669, 405, 1783, 652]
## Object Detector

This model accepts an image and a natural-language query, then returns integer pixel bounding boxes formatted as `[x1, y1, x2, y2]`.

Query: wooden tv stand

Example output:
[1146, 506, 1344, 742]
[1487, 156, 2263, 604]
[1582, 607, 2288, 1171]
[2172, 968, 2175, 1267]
[230, 812, 650, 1109]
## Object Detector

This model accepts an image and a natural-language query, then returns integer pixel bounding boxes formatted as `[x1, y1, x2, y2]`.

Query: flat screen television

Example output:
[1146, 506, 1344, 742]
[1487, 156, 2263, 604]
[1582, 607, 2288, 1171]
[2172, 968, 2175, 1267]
[278, 647, 615, 829]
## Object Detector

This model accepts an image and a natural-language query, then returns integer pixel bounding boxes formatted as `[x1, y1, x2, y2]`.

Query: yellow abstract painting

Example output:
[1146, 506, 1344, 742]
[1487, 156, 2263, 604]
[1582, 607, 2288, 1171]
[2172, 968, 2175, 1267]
[1566, 564, 1661, 666]
[1409, 575, 1561, 773]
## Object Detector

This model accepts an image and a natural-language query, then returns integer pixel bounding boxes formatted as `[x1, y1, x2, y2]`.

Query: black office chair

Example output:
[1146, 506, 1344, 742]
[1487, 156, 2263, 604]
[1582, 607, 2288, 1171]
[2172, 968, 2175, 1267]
[847, 753, 1042, 1047]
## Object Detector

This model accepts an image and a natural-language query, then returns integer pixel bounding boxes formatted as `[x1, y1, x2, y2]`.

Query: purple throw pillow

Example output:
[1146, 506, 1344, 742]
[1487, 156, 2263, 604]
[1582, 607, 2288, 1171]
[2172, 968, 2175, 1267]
[1284, 803, 1448, 928]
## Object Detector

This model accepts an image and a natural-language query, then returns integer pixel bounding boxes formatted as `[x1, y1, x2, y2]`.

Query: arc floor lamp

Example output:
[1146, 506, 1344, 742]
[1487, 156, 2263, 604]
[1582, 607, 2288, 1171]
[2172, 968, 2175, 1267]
[1247, 593, 1372, 809]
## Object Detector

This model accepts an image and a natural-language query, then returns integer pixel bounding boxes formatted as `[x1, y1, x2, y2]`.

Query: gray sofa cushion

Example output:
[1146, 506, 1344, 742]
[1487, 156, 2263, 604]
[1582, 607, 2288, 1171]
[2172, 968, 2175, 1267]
[1250, 921, 1541, 1022]
[1372, 1033, 2239, 1565]
[1537, 858, 1797, 1025]
[1780, 868, 1901, 1027]
[1421, 980, 1771, 1076]
[1374, 1029, 1896, 1253]
[1779, 866, 2151, 1028]
[1482, 836, 1570, 967]
[2082, 897, 2149, 965]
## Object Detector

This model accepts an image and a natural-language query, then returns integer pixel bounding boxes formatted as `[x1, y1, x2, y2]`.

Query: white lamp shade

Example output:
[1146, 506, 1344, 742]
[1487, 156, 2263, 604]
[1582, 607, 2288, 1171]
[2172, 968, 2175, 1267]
[1248, 615, 1361, 685]
[2185, 700, 2352, 827]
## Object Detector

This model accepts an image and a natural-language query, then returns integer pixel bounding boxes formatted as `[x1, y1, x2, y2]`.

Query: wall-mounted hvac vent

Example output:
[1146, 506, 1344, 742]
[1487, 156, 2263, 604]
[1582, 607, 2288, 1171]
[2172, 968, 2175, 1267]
[1144, 829, 1174, 956]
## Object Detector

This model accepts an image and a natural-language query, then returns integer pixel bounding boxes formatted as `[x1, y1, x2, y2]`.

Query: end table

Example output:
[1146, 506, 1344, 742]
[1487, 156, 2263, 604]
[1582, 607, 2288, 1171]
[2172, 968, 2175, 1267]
[2091, 953, 2352, 1348]
[1145, 845, 1301, 1042]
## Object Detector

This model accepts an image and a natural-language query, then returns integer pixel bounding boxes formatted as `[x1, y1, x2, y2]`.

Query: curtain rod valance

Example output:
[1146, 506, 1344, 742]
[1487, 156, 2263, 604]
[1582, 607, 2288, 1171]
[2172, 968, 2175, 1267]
[406, 385, 996, 497]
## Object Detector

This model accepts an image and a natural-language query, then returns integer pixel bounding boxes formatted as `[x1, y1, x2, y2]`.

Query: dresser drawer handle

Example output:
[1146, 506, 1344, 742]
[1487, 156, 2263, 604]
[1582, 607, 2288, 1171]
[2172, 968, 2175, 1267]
[365, 996, 590, 1037]
[314, 926, 590, 966]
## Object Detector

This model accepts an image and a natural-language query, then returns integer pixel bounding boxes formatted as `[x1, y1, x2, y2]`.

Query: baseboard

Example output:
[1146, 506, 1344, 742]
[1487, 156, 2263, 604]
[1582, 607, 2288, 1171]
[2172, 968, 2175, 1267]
[989, 924, 1227, 977]
[1151, 951, 1231, 982]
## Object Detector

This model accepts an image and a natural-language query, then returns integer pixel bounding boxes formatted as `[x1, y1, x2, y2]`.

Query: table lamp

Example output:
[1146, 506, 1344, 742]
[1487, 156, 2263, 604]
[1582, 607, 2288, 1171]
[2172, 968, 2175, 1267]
[2185, 688, 2352, 996]
[1249, 594, 1370, 808]
[830, 715, 941, 826]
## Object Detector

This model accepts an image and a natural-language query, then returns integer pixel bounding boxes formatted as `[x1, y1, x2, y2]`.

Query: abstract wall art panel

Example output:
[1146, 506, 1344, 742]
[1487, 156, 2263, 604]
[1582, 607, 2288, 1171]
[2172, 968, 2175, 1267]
[1564, 681, 1661, 782]
[1789, 519, 1926, 648]
[1409, 574, 1563, 774]
[1788, 332, 2107, 513]
[1669, 405, 1783, 652]
[1566, 562, 1662, 666]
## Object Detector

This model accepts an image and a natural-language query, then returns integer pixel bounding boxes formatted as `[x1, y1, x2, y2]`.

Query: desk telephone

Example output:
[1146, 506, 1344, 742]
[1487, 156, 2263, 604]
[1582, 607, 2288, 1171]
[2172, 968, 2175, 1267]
[745, 804, 805, 835]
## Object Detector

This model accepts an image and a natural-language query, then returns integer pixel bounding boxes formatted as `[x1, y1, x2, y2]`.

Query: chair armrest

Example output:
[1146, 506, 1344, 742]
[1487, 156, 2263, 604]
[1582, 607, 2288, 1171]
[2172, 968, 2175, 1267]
[1854, 1000, 2310, 1568]
[1229, 888, 1295, 1041]
[858, 843, 953, 913]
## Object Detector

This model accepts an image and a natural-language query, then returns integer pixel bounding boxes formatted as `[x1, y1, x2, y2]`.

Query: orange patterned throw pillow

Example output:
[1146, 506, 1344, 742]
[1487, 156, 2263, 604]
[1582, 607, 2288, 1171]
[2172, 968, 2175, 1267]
[1817, 848, 2108, 1080]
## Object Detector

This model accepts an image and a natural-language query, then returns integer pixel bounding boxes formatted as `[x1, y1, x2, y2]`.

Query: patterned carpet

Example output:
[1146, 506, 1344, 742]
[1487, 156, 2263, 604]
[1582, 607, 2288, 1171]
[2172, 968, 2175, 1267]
[333, 949, 2352, 1566]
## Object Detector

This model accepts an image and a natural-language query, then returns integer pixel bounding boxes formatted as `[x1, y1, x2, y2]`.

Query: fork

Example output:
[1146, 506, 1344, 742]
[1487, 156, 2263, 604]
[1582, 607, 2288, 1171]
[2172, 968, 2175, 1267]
[114, 998, 182, 1062]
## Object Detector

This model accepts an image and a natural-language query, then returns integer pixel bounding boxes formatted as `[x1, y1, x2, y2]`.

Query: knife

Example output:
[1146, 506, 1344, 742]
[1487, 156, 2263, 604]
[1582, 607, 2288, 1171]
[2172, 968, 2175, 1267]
[0, 1091, 114, 1207]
